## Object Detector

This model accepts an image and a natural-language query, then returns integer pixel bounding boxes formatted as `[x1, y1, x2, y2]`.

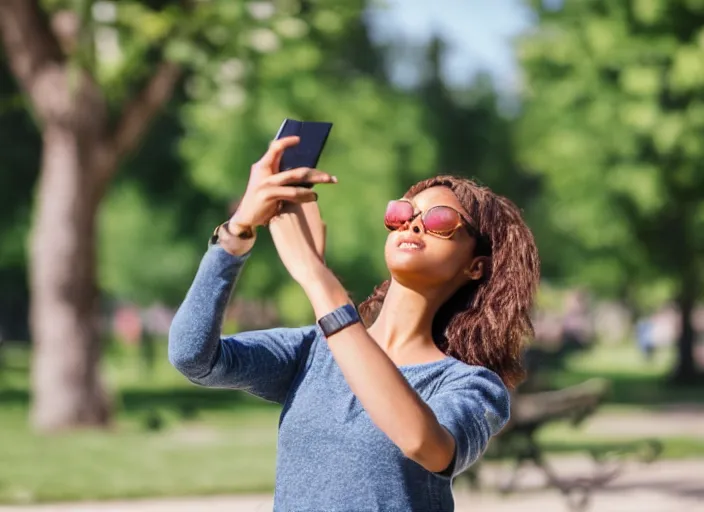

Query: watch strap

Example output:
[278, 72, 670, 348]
[317, 304, 360, 338]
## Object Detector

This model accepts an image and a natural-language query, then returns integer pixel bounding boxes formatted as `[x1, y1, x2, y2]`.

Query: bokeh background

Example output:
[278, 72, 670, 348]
[0, 0, 703, 511]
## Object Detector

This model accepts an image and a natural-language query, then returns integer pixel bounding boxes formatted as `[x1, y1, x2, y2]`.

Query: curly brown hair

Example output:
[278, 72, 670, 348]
[358, 176, 540, 390]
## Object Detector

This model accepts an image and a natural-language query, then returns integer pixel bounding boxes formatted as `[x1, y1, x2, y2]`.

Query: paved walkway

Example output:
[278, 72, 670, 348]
[583, 405, 704, 438]
[2, 459, 702, 512]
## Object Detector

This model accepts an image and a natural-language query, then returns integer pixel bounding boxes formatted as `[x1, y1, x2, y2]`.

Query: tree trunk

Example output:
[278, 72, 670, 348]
[0, 0, 180, 433]
[29, 124, 111, 432]
[672, 280, 699, 384]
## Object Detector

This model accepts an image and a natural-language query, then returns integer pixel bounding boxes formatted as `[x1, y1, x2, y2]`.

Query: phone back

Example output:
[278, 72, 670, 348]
[276, 119, 333, 171]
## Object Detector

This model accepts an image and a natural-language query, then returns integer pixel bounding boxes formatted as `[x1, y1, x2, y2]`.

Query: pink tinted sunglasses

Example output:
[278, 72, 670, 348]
[384, 199, 479, 240]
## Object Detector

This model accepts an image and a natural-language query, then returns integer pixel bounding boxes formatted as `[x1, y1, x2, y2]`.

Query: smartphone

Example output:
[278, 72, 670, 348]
[275, 118, 333, 187]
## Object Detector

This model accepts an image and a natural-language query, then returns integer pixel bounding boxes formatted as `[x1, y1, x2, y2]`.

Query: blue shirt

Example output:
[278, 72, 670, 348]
[168, 244, 510, 511]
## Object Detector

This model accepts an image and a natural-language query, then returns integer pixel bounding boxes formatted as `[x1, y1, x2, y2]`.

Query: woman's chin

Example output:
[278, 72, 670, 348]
[386, 256, 453, 287]
[385, 242, 463, 286]
[386, 250, 429, 273]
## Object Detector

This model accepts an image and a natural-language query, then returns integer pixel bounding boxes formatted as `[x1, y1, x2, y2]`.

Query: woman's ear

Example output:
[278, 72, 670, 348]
[464, 256, 490, 281]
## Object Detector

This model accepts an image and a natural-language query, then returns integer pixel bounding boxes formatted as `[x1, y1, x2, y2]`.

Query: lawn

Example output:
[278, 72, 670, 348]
[0, 338, 702, 504]
[0, 341, 282, 504]
[543, 340, 704, 406]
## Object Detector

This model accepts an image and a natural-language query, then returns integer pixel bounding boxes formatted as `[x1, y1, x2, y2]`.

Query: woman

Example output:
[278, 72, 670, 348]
[169, 136, 540, 511]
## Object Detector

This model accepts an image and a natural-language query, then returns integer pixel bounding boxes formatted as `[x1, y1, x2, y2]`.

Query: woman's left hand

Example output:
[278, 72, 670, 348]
[269, 201, 328, 283]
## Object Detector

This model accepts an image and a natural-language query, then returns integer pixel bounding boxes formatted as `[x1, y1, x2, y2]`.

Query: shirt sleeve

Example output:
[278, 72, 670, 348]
[427, 365, 510, 478]
[168, 243, 316, 404]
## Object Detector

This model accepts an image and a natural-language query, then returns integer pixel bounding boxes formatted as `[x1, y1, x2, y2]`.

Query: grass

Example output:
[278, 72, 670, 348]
[0, 341, 282, 504]
[0, 339, 702, 504]
[0, 405, 280, 504]
[538, 436, 704, 460]
[543, 341, 704, 406]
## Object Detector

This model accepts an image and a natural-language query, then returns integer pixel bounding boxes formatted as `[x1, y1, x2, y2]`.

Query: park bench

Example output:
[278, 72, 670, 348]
[462, 377, 662, 511]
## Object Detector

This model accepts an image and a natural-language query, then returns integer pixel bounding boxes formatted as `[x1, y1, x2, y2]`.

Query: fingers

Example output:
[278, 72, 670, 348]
[256, 136, 300, 169]
[268, 167, 337, 187]
[265, 186, 318, 204]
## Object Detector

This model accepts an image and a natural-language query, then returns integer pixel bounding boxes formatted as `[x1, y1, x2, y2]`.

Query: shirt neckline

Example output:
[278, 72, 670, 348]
[397, 356, 455, 371]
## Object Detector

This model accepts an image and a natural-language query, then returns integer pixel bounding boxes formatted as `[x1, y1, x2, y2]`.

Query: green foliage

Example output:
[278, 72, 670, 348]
[518, 0, 704, 311]
[1, 0, 535, 329]
[93, 0, 426, 314]
[98, 183, 203, 306]
[417, 39, 539, 211]
[177, 4, 436, 324]
[0, 61, 40, 339]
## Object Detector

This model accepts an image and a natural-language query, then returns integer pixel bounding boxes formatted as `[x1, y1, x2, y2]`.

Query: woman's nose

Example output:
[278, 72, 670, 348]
[404, 214, 424, 234]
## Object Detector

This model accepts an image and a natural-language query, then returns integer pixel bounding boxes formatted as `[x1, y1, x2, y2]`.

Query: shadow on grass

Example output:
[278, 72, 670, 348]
[120, 387, 267, 412]
[0, 388, 27, 406]
[0, 386, 274, 415]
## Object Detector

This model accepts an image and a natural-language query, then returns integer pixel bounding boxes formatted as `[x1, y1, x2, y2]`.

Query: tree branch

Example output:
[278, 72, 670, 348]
[0, 0, 65, 121]
[110, 61, 181, 159]
[92, 60, 181, 190]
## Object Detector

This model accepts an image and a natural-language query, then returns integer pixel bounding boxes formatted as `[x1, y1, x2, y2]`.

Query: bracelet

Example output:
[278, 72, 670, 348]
[317, 304, 361, 338]
[210, 221, 254, 246]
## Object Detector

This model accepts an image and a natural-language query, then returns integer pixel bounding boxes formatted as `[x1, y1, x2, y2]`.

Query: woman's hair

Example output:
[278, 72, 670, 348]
[358, 176, 540, 390]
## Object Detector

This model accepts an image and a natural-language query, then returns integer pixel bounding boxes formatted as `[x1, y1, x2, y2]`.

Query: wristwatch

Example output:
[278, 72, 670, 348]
[210, 221, 254, 246]
[317, 304, 361, 338]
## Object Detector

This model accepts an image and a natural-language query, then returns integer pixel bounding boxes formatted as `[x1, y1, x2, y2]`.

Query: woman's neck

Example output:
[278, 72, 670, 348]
[367, 279, 452, 360]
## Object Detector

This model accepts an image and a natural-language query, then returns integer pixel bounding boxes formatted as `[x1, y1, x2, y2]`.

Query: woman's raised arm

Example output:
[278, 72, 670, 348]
[168, 136, 336, 403]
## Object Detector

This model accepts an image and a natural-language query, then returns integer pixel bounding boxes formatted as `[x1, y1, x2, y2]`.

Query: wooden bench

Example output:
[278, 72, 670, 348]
[463, 378, 662, 511]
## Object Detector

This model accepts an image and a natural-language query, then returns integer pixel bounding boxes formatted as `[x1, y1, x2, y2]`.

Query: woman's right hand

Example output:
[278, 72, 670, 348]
[229, 135, 337, 231]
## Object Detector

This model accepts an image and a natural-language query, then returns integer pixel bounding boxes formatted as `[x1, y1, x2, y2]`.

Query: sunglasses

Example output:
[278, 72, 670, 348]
[384, 199, 479, 239]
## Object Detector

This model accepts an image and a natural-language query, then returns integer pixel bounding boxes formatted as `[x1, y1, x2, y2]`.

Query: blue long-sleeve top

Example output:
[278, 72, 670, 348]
[168, 243, 510, 511]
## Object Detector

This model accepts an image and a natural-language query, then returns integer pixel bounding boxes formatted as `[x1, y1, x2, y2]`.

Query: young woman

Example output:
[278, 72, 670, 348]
[169, 136, 540, 511]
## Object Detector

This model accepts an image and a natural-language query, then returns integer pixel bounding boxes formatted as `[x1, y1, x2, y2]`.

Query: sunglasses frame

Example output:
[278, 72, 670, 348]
[384, 198, 479, 240]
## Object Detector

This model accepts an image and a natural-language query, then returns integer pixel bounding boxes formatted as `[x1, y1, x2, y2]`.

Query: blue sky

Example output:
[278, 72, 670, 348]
[367, 0, 534, 92]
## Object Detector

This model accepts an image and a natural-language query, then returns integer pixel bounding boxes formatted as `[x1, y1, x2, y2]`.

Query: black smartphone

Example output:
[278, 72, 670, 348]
[275, 118, 333, 187]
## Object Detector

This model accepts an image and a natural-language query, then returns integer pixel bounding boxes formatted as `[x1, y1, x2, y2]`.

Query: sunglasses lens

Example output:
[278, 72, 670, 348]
[384, 200, 414, 230]
[423, 206, 461, 235]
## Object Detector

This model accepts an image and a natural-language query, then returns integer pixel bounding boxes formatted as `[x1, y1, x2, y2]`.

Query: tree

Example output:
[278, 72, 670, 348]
[0, 0, 348, 431]
[416, 36, 540, 210]
[0, 0, 186, 431]
[517, 0, 704, 382]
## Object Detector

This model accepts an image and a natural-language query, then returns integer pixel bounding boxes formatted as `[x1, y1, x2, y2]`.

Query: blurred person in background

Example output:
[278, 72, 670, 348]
[169, 136, 540, 511]
[636, 316, 655, 361]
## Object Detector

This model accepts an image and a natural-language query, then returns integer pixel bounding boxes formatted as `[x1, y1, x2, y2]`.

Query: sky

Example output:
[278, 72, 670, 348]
[367, 0, 534, 92]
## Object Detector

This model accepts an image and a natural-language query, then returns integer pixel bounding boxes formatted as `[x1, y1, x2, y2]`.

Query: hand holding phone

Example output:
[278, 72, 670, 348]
[231, 135, 336, 233]
[275, 118, 333, 187]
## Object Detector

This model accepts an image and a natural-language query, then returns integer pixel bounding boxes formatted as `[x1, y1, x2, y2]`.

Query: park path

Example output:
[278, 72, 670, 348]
[583, 404, 704, 438]
[1, 458, 702, 512]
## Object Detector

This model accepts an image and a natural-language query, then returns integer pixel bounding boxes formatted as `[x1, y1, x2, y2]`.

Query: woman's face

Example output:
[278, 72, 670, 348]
[384, 186, 478, 289]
